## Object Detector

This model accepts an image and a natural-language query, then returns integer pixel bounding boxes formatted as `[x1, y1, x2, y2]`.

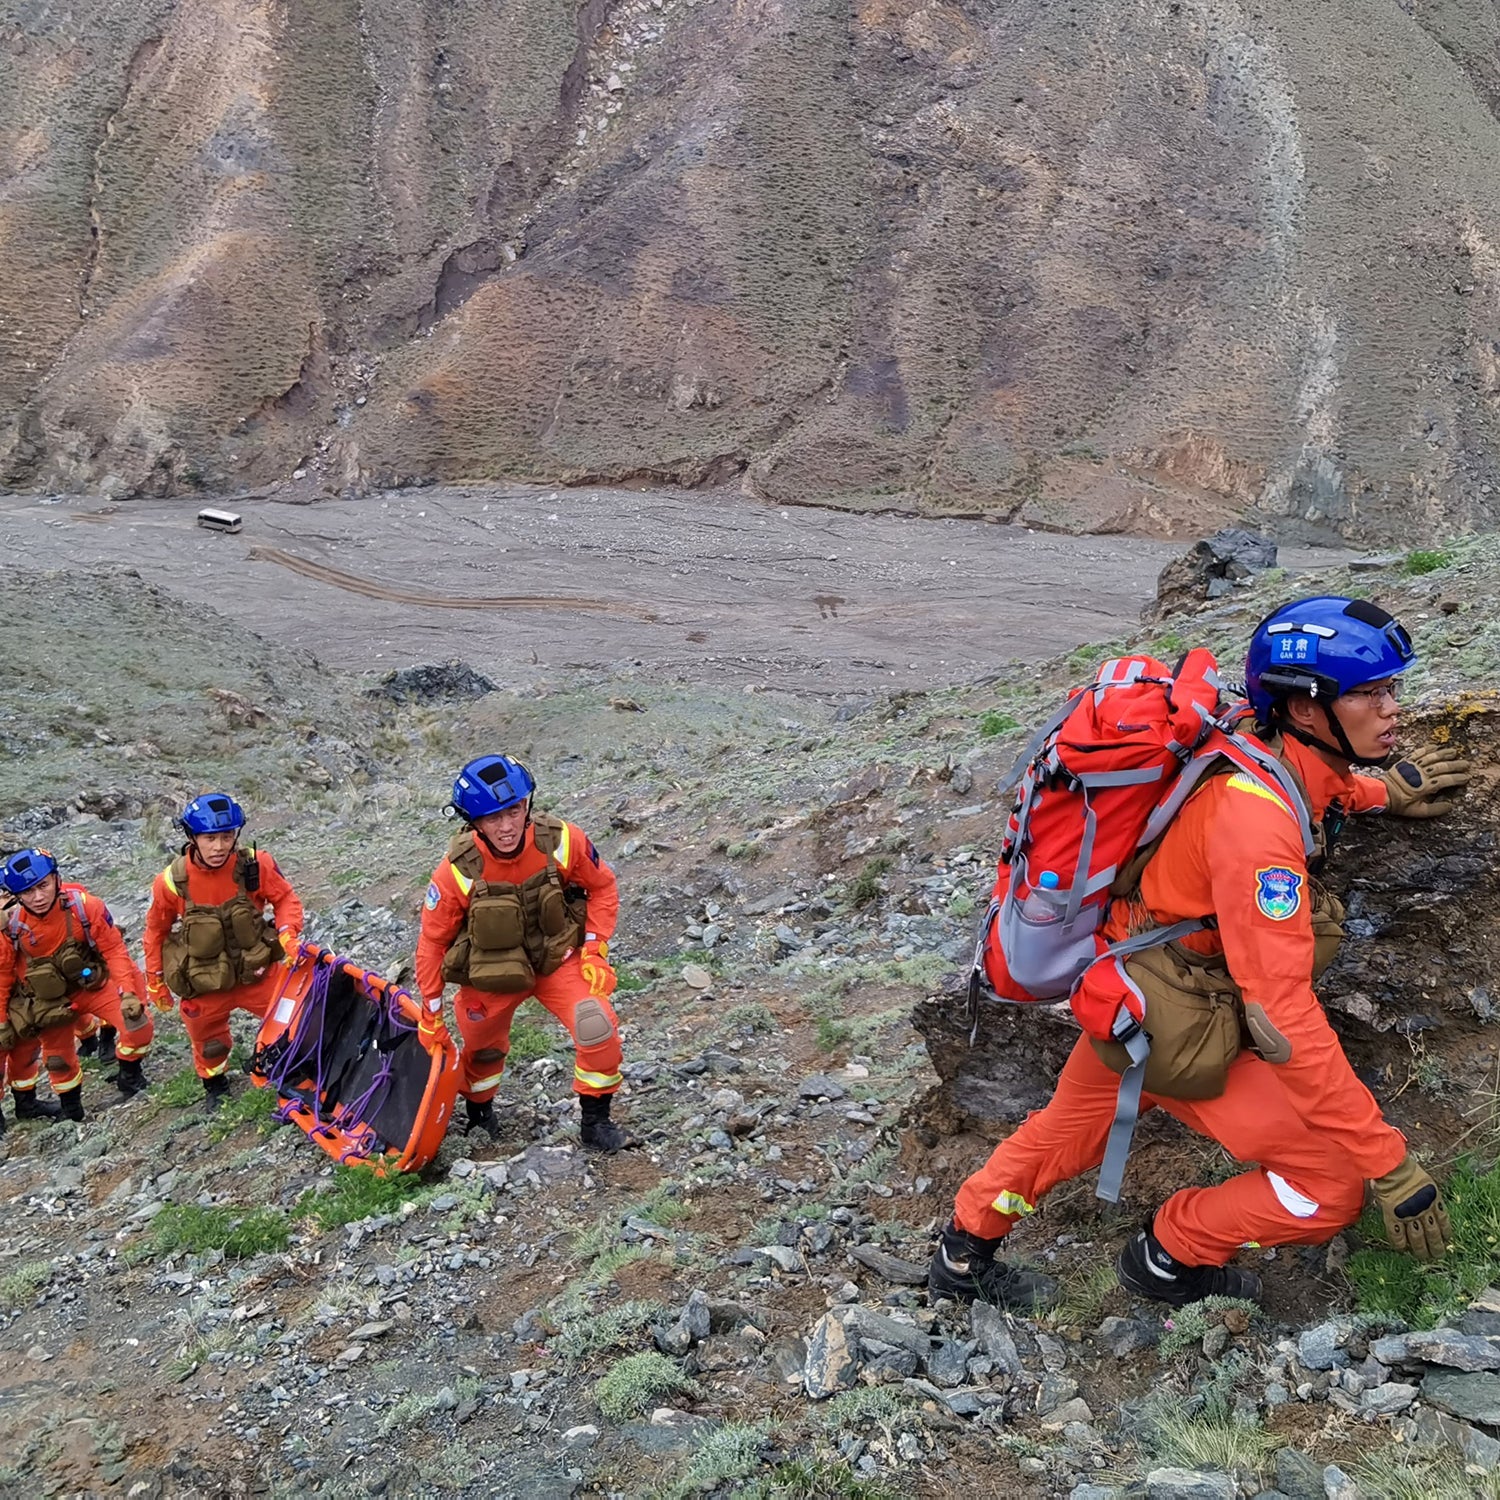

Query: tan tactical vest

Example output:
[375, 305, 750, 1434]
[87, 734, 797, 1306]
[1091, 748, 1344, 1098]
[161, 852, 282, 999]
[440, 813, 588, 994]
[7, 892, 108, 1006]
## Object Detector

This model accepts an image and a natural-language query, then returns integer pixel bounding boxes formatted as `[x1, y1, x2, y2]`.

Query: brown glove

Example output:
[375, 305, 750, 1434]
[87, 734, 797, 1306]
[1371, 1155, 1450, 1262]
[1383, 744, 1472, 818]
[0, 1020, 18, 1053]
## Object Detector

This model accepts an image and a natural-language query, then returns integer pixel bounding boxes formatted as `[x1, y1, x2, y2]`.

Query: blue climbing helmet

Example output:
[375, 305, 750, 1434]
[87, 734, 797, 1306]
[181, 792, 247, 837]
[451, 755, 535, 821]
[1, 848, 58, 895]
[1246, 595, 1415, 762]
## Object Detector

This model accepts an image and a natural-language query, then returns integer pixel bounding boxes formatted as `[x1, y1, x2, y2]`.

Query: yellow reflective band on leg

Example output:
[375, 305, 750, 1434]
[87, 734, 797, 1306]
[575, 1065, 623, 1090]
[991, 1190, 1036, 1217]
[202, 1056, 232, 1078]
[52, 1071, 83, 1093]
[469, 1073, 504, 1093]
[116, 1042, 150, 1060]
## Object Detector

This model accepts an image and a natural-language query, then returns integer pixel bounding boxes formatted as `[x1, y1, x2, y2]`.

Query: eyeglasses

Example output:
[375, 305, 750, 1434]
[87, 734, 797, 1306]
[1343, 680, 1402, 707]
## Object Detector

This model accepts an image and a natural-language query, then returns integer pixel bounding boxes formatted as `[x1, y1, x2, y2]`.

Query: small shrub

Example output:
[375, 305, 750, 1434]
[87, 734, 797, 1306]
[741, 1460, 899, 1500]
[669, 1422, 771, 1496]
[815, 1016, 852, 1053]
[818, 1386, 920, 1439]
[723, 1002, 777, 1035]
[977, 710, 1020, 738]
[1157, 1296, 1260, 1358]
[205, 1084, 277, 1144]
[594, 1352, 700, 1422]
[152, 1204, 291, 1259]
[555, 1299, 664, 1361]
[158, 1066, 205, 1108]
[849, 857, 892, 907]
[507, 1019, 557, 1064]
[0, 1261, 52, 1308]
[1403, 548, 1453, 576]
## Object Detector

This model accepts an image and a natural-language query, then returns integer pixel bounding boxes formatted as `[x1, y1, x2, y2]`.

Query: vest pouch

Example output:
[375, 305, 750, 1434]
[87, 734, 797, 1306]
[24, 959, 70, 1004]
[1091, 943, 1241, 1100]
[183, 910, 228, 961]
[471, 891, 526, 952]
[229, 902, 267, 952]
[442, 933, 472, 985]
[465, 950, 536, 994]
[187, 952, 238, 995]
[536, 883, 570, 937]
[1310, 881, 1345, 983]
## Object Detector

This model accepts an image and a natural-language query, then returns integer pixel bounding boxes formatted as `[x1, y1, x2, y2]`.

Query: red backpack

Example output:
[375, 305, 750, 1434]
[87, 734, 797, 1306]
[968, 650, 1314, 1200]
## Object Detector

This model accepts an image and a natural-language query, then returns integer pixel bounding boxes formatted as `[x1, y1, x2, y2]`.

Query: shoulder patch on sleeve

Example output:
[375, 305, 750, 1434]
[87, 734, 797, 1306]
[585, 838, 600, 867]
[425, 881, 442, 911]
[1255, 866, 1303, 921]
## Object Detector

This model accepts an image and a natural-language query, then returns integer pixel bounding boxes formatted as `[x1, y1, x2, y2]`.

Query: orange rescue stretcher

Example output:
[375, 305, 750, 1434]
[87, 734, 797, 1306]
[251, 943, 458, 1174]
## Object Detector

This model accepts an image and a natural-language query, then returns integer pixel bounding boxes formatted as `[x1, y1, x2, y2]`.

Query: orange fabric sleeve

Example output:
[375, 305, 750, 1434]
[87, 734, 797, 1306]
[142, 871, 181, 979]
[415, 860, 467, 1000]
[1203, 782, 1407, 1178]
[1346, 771, 1389, 814]
[0, 923, 15, 1026]
[563, 823, 619, 943]
[81, 892, 146, 997]
[256, 851, 303, 936]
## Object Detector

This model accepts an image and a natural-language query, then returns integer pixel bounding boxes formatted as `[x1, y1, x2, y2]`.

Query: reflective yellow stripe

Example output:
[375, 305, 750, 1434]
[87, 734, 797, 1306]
[162, 865, 180, 898]
[449, 863, 474, 898]
[202, 1056, 232, 1078]
[51, 1069, 83, 1092]
[1226, 773, 1291, 813]
[469, 1072, 504, 1092]
[9, 1071, 40, 1090]
[991, 1190, 1036, 1218]
[575, 1065, 622, 1090]
[116, 1041, 151, 1060]
[555, 822, 572, 866]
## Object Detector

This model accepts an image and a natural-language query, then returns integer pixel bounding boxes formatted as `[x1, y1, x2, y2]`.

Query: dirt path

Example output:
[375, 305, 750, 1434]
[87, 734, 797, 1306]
[1, 484, 1347, 692]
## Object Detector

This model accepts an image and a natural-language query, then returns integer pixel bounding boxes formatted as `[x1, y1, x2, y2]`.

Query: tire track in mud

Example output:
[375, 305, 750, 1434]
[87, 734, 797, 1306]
[247, 546, 661, 621]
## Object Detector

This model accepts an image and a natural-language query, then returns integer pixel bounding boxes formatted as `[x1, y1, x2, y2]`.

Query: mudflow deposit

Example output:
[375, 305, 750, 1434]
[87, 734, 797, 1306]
[8, 0, 1500, 539]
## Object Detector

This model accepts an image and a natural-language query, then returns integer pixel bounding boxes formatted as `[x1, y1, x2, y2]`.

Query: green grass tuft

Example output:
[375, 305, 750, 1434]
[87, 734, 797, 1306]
[158, 1066, 206, 1108]
[1403, 548, 1453, 576]
[594, 1352, 700, 1422]
[666, 1422, 771, 1497]
[978, 710, 1020, 738]
[554, 1299, 665, 1361]
[1345, 1157, 1500, 1327]
[506, 1019, 557, 1064]
[1157, 1296, 1260, 1358]
[300, 1165, 433, 1231]
[152, 1204, 291, 1259]
[849, 857, 892, 907]
[205, 1084, 277, 1143]
[0, 1261, 52, 1308]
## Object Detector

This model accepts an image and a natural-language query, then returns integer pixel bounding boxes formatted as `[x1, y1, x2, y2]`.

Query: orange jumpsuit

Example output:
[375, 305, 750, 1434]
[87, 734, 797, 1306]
[143, 850, 302, 1079]
[0, 886, 154, 1095]
[955, 736, 1406, 1267]
[416, 821, 622, 1102]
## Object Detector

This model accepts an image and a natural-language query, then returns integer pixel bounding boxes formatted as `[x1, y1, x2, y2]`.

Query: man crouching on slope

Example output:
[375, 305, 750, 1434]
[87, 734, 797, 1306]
[930, 597, 1471, 1311]
[416, 755, 634, 1151]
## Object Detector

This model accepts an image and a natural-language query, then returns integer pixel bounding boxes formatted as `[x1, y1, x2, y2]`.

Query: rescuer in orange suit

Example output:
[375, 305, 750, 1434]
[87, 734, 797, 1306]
[0, 888, 58, 1132]
[143, 793, 303, 1113]
[930, 597, 1472, 1310]
[416, 755, 632, 1151]
[0, 849, 154, 1121]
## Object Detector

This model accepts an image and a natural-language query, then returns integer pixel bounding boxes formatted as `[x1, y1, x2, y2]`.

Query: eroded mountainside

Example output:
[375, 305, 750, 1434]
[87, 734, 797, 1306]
[7, 0, 1500, 540]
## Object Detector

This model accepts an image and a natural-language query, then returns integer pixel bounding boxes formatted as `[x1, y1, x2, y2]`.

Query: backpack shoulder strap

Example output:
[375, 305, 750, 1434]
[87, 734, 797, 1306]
[531, 812, 569, 867]
[64, 888, 94, 947]
[165, 856, 189, 900]
[446, 834, 484, 893]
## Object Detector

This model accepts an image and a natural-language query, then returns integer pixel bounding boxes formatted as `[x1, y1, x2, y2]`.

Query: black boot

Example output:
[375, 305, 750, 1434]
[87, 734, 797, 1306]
[12, 1088, 62, 1122]
[112, 1058, 148, 1097]
[78, 1030, 99, 1059]
[97, 1025, 118, 1065]
[58, 1090, 85, 1123]
[579, 1093, 634, 1153]
[1116, 1220, 1263, 1307]
[927, 1220, 1059, 1310]
[464, 1098, 503, 1140]
[201, 1074, 230, 1115]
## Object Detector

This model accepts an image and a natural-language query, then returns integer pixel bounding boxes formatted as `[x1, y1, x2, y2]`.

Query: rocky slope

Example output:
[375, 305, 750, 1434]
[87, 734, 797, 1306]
[4, 540, 1500, 1495]
[7, 0, 1500, 542]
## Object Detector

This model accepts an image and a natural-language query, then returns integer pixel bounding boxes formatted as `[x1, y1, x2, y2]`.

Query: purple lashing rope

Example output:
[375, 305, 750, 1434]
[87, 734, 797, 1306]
[265, 952, 418, 1162]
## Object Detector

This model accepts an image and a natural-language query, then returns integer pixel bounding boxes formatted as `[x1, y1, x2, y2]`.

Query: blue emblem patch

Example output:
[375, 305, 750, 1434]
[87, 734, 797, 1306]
[424, 881, 441, 910]
[1270, 633, 1318, 665]
[1255, 866, 1303, 921]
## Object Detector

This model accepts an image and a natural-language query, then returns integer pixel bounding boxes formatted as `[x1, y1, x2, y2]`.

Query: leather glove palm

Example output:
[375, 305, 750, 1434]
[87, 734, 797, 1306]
[417, 998, 447, 1049]
[1372, 1155, 1450, 1262]
[1383, 744, 1472, 818]
[146, 975, 174, 1013]
[580, 940, 618, 999]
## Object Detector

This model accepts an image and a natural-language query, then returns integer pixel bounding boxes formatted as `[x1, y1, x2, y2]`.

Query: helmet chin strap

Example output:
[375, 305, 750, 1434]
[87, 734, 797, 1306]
[1282, 701, 1388, 768]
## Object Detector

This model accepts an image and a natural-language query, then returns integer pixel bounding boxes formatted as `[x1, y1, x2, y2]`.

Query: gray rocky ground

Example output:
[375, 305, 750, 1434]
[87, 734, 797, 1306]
[1, 494, 1498, 1497]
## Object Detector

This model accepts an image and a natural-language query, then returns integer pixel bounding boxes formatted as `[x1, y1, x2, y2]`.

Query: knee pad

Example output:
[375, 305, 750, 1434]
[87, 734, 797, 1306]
[473, 1048, 507, 1067]
[44, 1054, 71, 1076]
[575, 998, 616, 1048]
[202, 1039, 231, 1061]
